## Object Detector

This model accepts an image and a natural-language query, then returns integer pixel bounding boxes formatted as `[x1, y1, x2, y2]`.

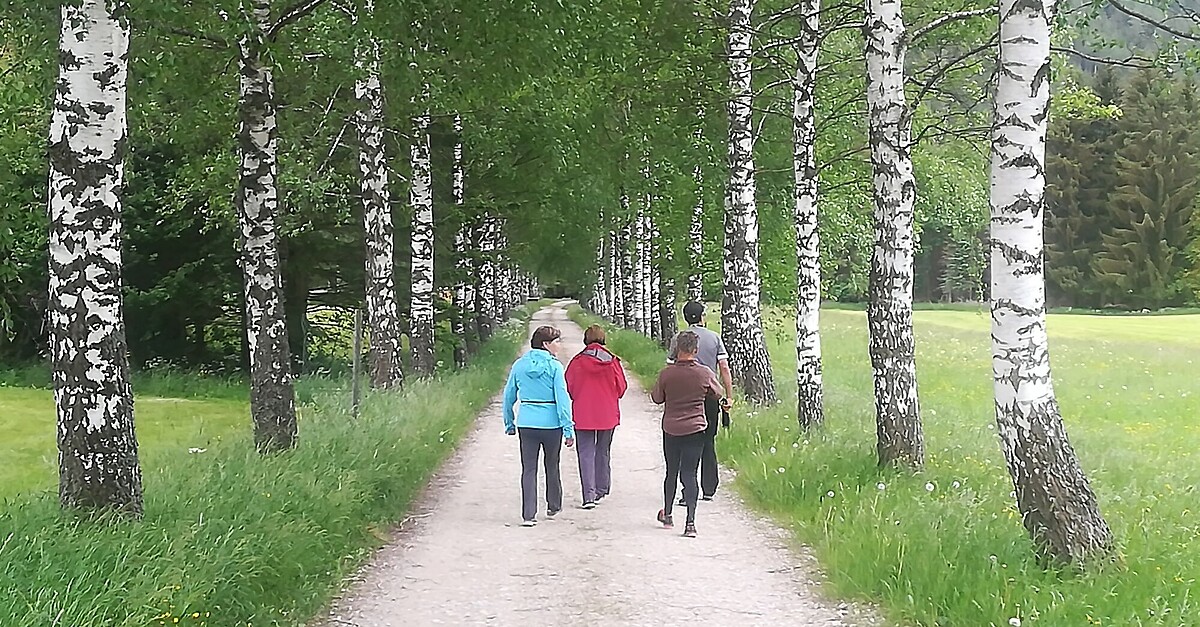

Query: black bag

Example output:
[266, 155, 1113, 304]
[721, 408, 731, 429]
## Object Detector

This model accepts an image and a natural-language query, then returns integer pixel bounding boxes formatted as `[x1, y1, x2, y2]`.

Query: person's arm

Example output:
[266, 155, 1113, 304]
[718, 358, 734, 402]
[502, 368, 518, 433]
[715, 334, 735, 401]
[564, 357, 579, 399]
[614, 359, 629, 398]
[650, 370, 667, 405]
[553, 363, 575, 440]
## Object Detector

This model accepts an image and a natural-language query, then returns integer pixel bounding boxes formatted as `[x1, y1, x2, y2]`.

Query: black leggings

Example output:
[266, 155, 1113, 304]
[663, 430, 705, 524]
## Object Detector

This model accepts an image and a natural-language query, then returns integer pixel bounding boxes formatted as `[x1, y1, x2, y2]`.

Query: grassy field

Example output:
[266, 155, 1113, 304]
[574, 305, 1200, 627]
[0, 310, 533, 627]
[0, 389, 247, 499]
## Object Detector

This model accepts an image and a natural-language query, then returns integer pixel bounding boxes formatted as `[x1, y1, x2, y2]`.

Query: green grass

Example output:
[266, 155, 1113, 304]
[571, 305, 1200, 627]
[0, 311, 533, 627]
[0, 389, 246, 499]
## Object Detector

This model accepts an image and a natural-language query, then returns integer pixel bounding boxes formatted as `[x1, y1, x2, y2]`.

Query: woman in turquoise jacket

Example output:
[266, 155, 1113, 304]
[503, 325, 575, 526]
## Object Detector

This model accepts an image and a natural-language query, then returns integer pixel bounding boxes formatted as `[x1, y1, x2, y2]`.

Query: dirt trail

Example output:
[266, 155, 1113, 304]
[318, 302, 879, 626]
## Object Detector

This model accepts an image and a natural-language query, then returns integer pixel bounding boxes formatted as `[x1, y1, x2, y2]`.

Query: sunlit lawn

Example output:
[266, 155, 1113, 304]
[0, 387, 246, 499]
[583, 304, 1200, 626]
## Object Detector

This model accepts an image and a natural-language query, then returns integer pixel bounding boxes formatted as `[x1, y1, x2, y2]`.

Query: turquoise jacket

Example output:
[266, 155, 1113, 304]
[502, 349, 575, 438]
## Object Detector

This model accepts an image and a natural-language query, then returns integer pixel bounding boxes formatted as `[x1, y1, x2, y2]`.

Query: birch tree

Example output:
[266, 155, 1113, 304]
[451, 114, 470, 367]
[356, 0, 402, 388]
[619, 210, 635, 329]
[990, 0, 1113, 563]
[237, 0, 297, 453]
[864, 0, 922, 467]
[48, 0, 142, 514]
[794, 0, 824, 429]
[688, 110, 705, 303]
[409, 85, 435, 377]
[723, 0, 777, 404]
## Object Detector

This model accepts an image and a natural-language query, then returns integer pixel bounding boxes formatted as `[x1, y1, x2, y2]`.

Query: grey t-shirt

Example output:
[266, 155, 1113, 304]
[667, 324, 728, 373]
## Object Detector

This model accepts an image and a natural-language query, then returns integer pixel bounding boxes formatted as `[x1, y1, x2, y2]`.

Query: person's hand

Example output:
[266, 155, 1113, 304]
[720, 397, 732, 410]
[565, 437, 575, 448]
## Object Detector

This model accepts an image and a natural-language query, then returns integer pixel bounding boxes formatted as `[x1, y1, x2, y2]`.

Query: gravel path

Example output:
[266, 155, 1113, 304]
[317, 302, 880, 627]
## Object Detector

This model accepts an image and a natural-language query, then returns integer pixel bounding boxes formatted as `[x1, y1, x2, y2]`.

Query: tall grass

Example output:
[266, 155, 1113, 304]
[0, 314, 530, 627]
[571, 305, 1200, 627]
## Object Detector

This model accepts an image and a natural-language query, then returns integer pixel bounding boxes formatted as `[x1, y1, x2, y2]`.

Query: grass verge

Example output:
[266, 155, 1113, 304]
[571, 305, 1200, 627]
[0, 310, 533, 627]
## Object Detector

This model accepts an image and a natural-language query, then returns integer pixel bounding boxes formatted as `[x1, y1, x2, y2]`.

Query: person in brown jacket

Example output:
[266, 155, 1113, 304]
[650, 330, 724, 537]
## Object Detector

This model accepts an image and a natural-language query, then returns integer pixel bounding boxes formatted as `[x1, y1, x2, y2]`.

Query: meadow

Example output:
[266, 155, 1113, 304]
[574, 305, 1200, 627]
[0, 312, 531, 627]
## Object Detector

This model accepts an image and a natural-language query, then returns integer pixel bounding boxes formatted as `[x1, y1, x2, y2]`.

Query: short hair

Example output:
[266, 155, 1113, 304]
[683, 301, 705, 324]
[583, 325, 606, 345]
[530, 325, 561, 349]
[674, 330, 699, 355]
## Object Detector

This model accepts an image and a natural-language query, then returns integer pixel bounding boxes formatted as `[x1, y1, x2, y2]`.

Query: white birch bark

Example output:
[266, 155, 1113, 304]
[592, 235, 608, 316]
[409, 86, 435, 376]
[990, 0, 1112, 563]
[607, 229, 621, 323]
[619, 206, 635, 330]
[636, 206, 652, 336]
[48, 0, 142, 514]
[474, 216, 496, 340]
[723, 0, 777, 404]
[356, 0, 402, 388]
[451, 114, 470, 367]
[864, 0, 922, 467]
[237, 0, 297, 453]
[794, 0, 824, 429]
[494, 228, 510, 320]
[688, 111, 705, 303]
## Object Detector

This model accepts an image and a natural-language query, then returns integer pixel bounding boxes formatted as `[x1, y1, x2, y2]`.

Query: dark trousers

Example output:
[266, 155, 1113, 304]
[576, 428, 615, 503]
[663, 430, 705, 524]
[701, 397, 720, 496]
[519, 427, 563, 521]
[680, 398, 721, 497]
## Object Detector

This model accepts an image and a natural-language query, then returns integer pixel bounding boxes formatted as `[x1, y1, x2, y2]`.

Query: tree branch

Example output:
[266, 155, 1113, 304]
[267, 0, 332, 41]
[1107, 0, 1200, 42]
[1051, 46, 1156, 68]
[910, 7, 998, 43]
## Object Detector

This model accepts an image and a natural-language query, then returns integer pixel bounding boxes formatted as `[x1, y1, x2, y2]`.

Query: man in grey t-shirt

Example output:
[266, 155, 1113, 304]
[667, 301, 734, 499]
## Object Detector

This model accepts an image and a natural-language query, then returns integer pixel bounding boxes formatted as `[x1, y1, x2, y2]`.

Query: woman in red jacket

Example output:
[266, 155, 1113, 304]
[565, 325, 629, 509]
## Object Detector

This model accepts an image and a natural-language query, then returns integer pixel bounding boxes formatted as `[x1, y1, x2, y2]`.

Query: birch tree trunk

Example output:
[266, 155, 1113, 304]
[864, 0, 922, 467]
[794, 0, 825, 429]
[688, 111, 705, 303]
[494, 229, 510, 321]
[451, 114, 470, 367]
[409, 89, 435, 377]
[238, 0, 297, 453]
[608, 229, 621, 323]
[592, 236, 608, 316]
[356, 3, 403, 388]
[474, 217, 495, 341]
[619, 210, 635, 330]
[723, 0, 777, 404]
[48, 0, 142, 515]
[990, 0, 1113, 564]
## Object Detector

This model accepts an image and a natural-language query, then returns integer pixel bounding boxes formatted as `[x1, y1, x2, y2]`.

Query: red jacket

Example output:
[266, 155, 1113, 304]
[565, 343, 628, 431]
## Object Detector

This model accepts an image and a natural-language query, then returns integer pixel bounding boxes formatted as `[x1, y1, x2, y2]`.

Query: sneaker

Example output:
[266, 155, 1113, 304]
[677, 496, 686, 506]
[547, 508, 560, 518]
[521, 519, 537, 527]
[595, 493, 606, 502]
[701, 494, 714, 501]
[657, 509, 674, 528]
[582, 501, 597, 510]
[683, 523, 697, 538]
